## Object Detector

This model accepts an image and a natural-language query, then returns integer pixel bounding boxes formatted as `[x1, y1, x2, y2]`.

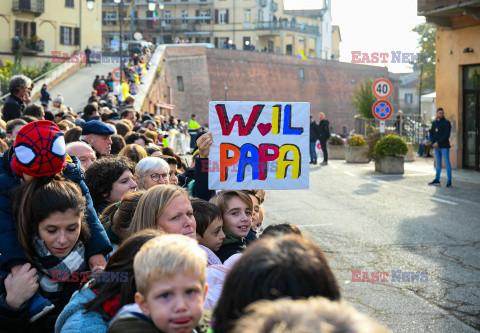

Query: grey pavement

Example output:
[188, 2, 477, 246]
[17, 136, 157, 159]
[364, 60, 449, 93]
[34, 59, 119, 113]
[262, 157, 480, 332]
[33, 46, 164, 114]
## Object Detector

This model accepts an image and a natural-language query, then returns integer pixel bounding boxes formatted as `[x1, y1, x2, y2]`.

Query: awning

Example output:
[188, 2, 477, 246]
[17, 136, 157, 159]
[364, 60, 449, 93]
[156, 102, 175, 110]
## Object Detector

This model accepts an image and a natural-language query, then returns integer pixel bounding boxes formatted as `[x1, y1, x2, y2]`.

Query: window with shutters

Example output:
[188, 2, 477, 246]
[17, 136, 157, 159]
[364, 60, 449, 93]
[405, 93, 413, 104]
[65, 0, 74, 8]
[14, 20, 36, 40]
[74, 28, 80, 46]
[103, 11, 117, 25]
[164, 11, 171, 25]
[199, 10, 209, 24]
[146, 11, 153, 28]
[244, 9, 250, 23]
[218, 9, 228, 24]
[60, 26, 74, 45]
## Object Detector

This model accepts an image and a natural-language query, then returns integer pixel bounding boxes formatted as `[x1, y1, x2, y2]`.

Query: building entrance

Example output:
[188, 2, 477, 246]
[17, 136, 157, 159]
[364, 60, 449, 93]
[463, 65, 480, 171]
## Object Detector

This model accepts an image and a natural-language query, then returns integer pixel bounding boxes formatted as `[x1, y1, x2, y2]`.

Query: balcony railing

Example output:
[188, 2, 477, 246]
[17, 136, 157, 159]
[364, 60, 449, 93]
[11, 37, 45, 54]
[136, 20, 208, 33]
[418, 0, 479, 13]
[12, 0, 45, 15]
[256, 21, 320, 36]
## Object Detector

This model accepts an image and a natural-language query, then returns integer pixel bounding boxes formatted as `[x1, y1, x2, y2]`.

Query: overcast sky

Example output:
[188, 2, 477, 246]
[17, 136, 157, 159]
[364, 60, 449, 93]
[284, 0, 426, 73]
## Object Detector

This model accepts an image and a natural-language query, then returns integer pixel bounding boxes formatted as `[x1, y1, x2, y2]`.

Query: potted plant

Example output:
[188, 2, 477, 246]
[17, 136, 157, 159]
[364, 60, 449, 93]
[373, 134, 408, 174]
[345, 135, 370, 163]
[327, 135, 345, 160]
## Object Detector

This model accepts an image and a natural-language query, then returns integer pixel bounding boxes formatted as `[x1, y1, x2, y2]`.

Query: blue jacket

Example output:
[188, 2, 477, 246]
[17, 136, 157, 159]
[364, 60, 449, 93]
[40, 88, 51, 104]
[0, 149, 112, 271]
[429, 117, 451, 149]
[55, 287, 108, 333]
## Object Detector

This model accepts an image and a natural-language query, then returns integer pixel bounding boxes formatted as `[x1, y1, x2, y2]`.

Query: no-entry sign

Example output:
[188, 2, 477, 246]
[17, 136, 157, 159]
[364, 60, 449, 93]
[372, 78, 393, 99]
[112, 68, 125, 82]
[372, 100, 393, 120]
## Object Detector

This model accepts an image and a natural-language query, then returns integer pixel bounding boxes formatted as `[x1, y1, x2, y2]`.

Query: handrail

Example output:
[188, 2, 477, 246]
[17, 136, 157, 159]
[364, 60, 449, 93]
[0, 62, 62, 102]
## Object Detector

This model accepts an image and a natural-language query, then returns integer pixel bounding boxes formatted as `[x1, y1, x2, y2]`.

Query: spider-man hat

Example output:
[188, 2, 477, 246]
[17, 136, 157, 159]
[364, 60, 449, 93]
[11, 120, 67, 177]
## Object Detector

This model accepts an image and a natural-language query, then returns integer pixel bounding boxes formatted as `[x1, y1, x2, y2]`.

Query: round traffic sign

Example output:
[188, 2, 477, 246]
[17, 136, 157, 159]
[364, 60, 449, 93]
[372, 78, 393, 99]
[111, 68, 125, 82]
[372, 100, 393, 120]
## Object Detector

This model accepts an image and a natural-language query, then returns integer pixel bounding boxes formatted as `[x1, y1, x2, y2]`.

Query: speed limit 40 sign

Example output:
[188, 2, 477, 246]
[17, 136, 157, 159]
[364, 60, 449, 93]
[372, 78, 393, 99]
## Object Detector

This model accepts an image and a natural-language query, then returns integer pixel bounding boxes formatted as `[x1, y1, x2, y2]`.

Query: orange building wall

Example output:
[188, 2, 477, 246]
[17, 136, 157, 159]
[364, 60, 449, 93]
[436, 19, 480, 168]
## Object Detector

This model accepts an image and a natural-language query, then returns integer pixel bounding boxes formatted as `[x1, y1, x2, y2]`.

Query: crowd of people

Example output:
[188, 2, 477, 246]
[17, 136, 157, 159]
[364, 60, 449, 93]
[0, 71, 391, 333]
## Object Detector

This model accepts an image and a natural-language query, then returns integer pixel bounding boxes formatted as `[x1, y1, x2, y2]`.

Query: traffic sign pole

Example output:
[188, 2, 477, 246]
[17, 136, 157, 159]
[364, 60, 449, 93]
[379, 121, 385, 134]
[372, 78, 393, 138]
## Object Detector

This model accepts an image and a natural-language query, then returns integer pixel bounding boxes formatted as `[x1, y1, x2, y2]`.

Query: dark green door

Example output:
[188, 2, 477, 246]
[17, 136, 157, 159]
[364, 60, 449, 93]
[463, 65, 480, 170]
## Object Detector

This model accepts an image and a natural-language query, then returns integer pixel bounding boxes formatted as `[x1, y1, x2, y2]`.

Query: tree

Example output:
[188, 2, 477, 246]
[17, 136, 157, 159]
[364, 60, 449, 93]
[411, 23, 436, 92]
[351, 78, 376, 119]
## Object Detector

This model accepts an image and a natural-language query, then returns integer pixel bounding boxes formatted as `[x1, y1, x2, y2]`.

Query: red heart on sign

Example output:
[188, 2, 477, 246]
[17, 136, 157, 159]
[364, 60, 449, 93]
[257, 123, 272, 136]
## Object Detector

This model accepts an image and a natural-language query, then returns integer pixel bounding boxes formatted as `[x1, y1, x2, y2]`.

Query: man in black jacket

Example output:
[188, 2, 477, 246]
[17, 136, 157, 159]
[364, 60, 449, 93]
[428, 107, 452, 187]
[317, 112, 330, 165]
[2, 75, 31, 122]
[309, 116, 318, 164]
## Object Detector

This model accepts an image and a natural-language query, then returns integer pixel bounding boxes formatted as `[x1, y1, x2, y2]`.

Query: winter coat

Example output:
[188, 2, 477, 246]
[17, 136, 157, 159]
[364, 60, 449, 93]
[0, 149, 112, 271]
[54, 287, 108, 333]
[2, 95, 24, 122]
[215, 229, 247, 263]
[429, 117, 451, 149]
[317, 119, 330, 140]
[40, 88, 51, 104]
[310, 121, 318, 142]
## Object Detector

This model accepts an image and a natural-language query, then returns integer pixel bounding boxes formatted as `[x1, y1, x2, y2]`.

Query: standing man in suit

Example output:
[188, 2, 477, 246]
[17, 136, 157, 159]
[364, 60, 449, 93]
[317, 112, 330, 166]
[428, 107, 452, 187]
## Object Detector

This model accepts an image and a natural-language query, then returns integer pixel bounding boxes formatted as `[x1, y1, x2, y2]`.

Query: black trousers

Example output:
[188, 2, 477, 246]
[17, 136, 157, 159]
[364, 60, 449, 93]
[319, 137, 328, 162]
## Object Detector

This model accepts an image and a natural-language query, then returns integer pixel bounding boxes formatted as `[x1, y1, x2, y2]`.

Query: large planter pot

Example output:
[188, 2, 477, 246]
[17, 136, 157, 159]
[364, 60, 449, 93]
[345, 146, 370, 163]
[404, 142, 415, 162]
[375, 155, 404, 174]
[327, 143, 345, 160]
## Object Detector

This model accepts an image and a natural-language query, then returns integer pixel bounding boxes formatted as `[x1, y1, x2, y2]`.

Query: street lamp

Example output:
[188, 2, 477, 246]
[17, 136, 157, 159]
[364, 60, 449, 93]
[114, 0, 124, 82]
[86, 0, 95, 11]
[159, 2, 164, 44]
[148, 0, 156, 12]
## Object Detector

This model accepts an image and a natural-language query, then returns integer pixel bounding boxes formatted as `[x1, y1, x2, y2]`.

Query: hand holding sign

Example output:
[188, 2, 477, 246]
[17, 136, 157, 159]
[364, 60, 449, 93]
[197, 132, 213, 158]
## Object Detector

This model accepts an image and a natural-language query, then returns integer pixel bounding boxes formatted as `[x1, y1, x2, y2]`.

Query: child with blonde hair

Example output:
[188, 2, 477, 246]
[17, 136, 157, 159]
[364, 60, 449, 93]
[108, 234, 209, 333]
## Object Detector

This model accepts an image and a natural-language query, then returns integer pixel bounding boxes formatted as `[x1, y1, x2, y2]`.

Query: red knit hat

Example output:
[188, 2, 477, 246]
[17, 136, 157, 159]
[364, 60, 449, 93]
[11, 120, 67, 177]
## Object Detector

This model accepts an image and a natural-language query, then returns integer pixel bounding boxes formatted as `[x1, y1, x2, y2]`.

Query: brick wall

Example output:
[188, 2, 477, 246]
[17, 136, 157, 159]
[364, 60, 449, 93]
[160, 46, 393, 134]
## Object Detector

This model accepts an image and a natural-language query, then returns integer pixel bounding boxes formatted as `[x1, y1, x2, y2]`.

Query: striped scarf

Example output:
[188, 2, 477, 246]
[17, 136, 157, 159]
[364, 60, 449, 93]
[33, 237, 87, 299]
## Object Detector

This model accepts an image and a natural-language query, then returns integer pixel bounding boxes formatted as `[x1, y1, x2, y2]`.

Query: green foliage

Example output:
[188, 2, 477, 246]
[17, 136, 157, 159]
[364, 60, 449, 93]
[411, 23, 436, 92]
[328, 135, 345, 146]
[373, 134, 408, 159]
[351, 78, 376, 119]
[347, 135, 367, 147]
[366, 130, 397, 159]
[0, 52, 54, 96]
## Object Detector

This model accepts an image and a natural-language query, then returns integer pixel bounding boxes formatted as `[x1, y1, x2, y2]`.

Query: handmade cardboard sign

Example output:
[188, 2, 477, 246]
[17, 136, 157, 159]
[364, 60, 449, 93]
[208, 101, 310, 190]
